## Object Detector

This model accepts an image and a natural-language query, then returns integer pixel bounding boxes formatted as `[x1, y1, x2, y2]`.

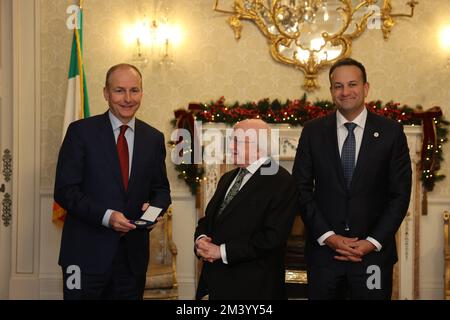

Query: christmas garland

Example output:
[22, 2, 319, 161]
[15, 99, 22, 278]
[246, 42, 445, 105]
[172, 95, 449, 194]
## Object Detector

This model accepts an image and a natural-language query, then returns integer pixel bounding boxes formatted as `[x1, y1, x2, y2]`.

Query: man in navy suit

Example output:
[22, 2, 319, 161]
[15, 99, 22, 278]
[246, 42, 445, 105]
[292, 58, 412, 299]
[55, 63, 171, 299]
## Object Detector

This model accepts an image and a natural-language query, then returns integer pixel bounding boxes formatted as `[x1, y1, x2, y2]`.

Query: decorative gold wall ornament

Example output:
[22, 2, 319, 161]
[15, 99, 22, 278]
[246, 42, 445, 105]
[2, 149, 12, 182]
[2, 193, 11, 227]
[214, 0, 418, 91]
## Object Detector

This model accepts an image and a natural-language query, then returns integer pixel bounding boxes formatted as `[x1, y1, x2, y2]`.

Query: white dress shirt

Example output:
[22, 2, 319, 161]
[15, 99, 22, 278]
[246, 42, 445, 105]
[317, 108, 382, 252]
[102, 111, 136, 227]
[197, 157, 270, 264]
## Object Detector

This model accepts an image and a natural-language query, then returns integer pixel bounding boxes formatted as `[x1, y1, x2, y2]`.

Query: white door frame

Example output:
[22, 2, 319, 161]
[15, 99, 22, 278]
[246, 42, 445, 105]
[9, 0, 41, 299]
[0, 0, 14, 300]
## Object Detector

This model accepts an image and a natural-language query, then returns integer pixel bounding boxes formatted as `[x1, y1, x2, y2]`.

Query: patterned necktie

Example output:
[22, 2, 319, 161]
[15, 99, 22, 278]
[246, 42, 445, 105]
[341, 122, 357, 188]
[217, 168, 248, 217]
[117, 125, 129, 191]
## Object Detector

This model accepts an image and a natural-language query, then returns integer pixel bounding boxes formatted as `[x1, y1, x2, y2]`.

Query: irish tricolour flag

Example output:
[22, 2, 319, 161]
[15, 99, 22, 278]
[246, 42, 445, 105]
[52, 1, 90, 224]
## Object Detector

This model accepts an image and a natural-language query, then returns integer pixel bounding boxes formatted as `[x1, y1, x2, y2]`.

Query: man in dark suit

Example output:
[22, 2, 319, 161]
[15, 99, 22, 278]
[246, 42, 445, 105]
[54, 63, 171, 299]
[293, 58, 412, 299]
[194, 119, 298, 300]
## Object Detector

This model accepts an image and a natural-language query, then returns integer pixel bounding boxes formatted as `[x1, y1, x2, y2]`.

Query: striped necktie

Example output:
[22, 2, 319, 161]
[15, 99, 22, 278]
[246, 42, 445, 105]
[217, 168, 248, 217]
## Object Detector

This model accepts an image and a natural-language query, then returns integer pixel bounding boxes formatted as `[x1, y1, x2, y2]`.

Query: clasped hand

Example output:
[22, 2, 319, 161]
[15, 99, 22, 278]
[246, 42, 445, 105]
[325, 234, 376, 262]
[195, 236, 221, 263]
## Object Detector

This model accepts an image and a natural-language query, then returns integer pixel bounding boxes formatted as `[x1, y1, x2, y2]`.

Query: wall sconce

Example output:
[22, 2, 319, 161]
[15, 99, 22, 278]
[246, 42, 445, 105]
[214, 0, 419, 91]
[440, 27, 450, 69]
[124, 1, 182, 68]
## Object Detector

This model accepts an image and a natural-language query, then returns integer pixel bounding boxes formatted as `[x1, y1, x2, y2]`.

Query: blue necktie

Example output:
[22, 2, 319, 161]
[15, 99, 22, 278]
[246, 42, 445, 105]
[341, 122, 357, 188]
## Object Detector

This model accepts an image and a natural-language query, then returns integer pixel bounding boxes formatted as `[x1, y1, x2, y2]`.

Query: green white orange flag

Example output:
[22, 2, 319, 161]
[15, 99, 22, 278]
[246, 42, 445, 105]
[52, 1, 90, 225]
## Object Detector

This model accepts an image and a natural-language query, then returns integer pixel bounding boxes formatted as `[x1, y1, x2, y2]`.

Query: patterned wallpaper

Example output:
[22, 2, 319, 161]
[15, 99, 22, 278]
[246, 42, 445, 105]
[41, 0, 450, 196]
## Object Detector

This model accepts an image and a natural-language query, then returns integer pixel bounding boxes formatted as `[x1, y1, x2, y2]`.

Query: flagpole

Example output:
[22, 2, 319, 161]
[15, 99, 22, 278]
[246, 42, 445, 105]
[75, 0, 85, 118]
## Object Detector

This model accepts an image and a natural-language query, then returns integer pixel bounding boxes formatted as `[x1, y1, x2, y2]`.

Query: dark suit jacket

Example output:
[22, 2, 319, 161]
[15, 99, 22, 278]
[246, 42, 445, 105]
[195, 161, 298, 300]
[55, 112, 171, 275]
[292, 110, 412, 268]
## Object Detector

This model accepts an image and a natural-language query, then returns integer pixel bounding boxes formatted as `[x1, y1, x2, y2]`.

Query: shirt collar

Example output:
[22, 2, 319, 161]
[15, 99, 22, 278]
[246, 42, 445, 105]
[245, 156, 270, 174]
[336, 107, 367, 130]
[108, 110, 135, 132]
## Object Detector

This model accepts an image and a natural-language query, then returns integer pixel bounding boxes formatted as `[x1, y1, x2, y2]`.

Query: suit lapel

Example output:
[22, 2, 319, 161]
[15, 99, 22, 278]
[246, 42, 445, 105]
[325, 113, 347, 191]
[127, 119, 142, 195]
[350, 111, 376, 191]
[98, 112, 125, 193]
[209, 169, 238, 228]
[214, 163, 266, 224]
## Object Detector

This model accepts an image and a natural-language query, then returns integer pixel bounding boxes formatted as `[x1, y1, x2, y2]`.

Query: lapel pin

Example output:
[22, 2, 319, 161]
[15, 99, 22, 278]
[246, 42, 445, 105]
[374, 132, 380, 138]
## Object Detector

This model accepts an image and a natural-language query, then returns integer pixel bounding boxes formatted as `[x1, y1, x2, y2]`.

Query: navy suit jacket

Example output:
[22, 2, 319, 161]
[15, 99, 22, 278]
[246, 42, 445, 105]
[55, 112, 171, 275]
[292, 110, 412, 268]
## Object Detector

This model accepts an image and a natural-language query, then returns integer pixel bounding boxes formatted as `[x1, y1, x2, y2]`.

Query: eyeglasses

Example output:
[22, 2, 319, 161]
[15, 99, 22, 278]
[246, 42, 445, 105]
[234, 140, 256, 144]
[229, 136, 257, 144]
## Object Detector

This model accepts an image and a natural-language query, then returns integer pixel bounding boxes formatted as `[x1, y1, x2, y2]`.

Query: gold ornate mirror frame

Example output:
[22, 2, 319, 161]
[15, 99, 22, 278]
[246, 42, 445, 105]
[214, 0, 418, 91]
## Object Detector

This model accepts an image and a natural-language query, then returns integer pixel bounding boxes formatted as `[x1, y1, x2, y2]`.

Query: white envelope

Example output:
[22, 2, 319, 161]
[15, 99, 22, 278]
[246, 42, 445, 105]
[141, 206, 163, 222]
